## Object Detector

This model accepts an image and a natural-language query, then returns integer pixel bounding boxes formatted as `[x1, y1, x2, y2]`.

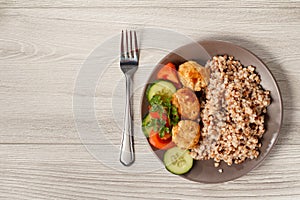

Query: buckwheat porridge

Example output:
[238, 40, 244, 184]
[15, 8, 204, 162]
[190, 55, 271, 166]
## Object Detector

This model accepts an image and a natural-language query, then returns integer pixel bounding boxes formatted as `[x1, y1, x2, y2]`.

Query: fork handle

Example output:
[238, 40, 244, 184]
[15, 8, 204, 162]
[120, 74, 135, 166]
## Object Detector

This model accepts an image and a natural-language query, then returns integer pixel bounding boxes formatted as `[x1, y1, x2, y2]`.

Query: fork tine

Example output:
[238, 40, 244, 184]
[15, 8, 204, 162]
[129, 30, 133, 58]
[133, 31, 138, 59]
[125, 30, 129, 58]
[121, 30, 125, 58]
[121, 30, 138, 61]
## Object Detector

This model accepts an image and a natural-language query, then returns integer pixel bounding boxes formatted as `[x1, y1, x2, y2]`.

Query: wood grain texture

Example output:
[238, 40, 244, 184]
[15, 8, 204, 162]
[0, 0, 299, 8]
[0, 0, 299, 199]
[0, 145, 299, 199]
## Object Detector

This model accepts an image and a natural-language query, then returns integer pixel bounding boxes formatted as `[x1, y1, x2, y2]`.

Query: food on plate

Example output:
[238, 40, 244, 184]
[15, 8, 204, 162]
[143, 97, 177, 149]
[172, 120, 200, 149]
[142, 80, 179, 149]
[172, 88, 200, 121]
[157, 62, 181, 88]
[190, 55, 271, 166]
[143, 55, 271, 174]
[178, 61, 210, 91]
[163, 147, 193, 175]
[142, 114, 151, 137]
[149, 130, 175, 150]
[147, 80, 176, 102]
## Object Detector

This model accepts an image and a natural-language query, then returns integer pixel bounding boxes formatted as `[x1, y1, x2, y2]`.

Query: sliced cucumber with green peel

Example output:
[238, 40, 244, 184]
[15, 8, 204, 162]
[142, 113, 151, 138]
[147, 80, 176, 102]
[163, 147, 193, 175]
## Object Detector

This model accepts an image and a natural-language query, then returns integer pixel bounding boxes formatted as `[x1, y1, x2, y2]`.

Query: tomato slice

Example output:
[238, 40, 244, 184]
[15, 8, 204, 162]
[149, 111, 168, 121]
[157, 62, 181, 88]
[160, 132, 172, 141]
[149, 131, 175, 150]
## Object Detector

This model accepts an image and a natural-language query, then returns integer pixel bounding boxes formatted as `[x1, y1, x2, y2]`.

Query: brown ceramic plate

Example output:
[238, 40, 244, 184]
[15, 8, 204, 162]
[141, 40, 282, 183]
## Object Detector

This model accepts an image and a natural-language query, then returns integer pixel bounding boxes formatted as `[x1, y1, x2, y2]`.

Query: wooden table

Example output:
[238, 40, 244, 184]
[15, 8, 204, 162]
[0, 1, 299, 199]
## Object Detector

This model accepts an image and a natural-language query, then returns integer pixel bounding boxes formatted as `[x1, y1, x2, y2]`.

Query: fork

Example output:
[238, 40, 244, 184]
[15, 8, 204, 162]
[119, 30, 139, 166]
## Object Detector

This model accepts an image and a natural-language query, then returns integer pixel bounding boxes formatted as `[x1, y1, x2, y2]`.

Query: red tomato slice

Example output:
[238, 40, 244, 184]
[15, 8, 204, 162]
[160, 132, 172, 141]
[149, 111, 168, 121]
[149, 131, 175, 150]
[157, 63, 181, 88]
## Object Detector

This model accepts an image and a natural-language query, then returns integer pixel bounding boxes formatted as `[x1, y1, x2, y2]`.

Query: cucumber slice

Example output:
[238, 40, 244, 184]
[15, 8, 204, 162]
[142, 113, 151, 138]
[147, 80, 176, 102]
[163, 147, 193, 175]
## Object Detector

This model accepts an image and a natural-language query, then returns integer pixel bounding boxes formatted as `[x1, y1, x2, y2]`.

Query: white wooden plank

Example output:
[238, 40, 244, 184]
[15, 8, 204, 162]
[0, 145, 299, 199]
[0, 0, 299, 8]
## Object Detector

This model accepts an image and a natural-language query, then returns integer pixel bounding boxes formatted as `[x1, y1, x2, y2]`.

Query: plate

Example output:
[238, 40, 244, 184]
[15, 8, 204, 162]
[141, 40, 283, 183]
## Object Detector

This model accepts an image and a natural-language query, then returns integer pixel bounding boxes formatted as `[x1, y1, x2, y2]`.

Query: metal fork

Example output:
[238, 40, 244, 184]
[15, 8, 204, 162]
[119, 30, 139, 166]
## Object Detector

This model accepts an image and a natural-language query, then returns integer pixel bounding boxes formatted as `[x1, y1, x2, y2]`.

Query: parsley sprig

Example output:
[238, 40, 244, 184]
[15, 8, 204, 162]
[147, 95, 179, 138]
